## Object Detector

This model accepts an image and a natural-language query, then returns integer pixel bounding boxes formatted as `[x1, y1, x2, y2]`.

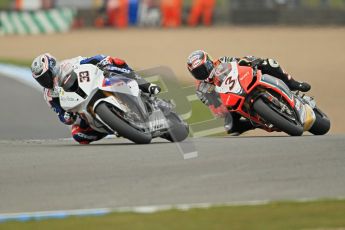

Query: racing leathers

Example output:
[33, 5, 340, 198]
[43, 55, 159, 144]
[196, 56, 311, 135]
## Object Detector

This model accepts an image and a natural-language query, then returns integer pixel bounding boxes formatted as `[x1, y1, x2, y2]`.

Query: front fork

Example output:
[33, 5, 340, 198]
[246, 90, 299, 131]
[260, 93, 294, 117]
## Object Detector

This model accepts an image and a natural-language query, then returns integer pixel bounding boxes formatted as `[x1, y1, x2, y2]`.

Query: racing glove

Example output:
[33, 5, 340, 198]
[97, 56, 112, 69]
[196, 90, 209, 105]
[196, 81, 216, 106]
[97, 56, 128, 70]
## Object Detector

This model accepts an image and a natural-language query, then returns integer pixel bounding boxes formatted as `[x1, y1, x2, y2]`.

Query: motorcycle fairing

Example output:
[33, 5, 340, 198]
[101, 75, 140, 97]
[259, 74, 294, 102]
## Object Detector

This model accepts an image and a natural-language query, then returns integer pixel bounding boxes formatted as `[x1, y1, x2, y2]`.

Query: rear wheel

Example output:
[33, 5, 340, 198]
[161, 113, 189, 142]
[253, 98, 304, 136]
[309, 108, 331, 135]
[95, 102, 152, 144]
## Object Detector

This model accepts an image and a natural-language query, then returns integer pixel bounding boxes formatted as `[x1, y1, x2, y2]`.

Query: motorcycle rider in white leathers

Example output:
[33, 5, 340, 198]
[31, 53, 161, 144]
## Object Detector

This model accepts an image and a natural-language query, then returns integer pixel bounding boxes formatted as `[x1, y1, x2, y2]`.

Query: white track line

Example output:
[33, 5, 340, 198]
[0, 63, 41, 91]
[1, 197, 344, 223]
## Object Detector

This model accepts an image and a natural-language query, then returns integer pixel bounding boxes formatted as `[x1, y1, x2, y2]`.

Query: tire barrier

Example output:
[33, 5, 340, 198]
[0, 8, 75, 35]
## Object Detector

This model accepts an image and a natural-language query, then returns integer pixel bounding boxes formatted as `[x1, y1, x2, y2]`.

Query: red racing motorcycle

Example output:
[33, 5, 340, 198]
[213, 62, 330, 136]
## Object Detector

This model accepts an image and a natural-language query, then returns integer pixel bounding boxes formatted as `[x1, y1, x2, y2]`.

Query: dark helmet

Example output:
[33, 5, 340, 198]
[187, 50, 214, 81]
[31, 53, 60, 89]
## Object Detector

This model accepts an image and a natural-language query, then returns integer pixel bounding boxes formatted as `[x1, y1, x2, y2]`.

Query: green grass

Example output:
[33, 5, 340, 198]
[0, 0, 11, 10]
[303, 0, 345, 8]
[0, 58, 31, 67]
[1, 199, 345, 230]
[187, 100, 214, 124]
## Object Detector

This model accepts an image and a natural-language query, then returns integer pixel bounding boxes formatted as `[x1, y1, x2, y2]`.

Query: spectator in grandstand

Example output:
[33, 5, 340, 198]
[107, 0, 129, 28]
[138, 0, 161, 26]
[188, 0, 215, 26]
[161, 0, 182, 27]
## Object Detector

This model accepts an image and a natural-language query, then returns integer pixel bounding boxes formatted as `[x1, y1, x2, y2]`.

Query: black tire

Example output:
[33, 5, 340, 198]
[95, 102, 152, 144]
[162, 113, 189, 142]
[253, 98, 304, 136]
[309, 108, 331, 135]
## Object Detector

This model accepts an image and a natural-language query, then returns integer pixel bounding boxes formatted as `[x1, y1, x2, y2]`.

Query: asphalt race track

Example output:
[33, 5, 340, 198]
[0, 76, 345, 213]
[0, 136, 345, 213]
[0, 75, 70, 140]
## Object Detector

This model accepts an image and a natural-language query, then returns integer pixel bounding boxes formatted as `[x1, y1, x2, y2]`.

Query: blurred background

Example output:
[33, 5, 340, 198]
[1, 0, 345, 30]
[0, 0, 345, 138]
[1, 2, 345, 229]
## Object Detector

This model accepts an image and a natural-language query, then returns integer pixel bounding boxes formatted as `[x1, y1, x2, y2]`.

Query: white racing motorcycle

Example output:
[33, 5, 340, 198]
[58, 64, 189, 144]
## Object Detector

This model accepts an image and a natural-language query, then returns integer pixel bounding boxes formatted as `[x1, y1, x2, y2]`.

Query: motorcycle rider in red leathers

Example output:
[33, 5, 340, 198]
[187, 50, 311, 135]
[31, 53, 161, 144]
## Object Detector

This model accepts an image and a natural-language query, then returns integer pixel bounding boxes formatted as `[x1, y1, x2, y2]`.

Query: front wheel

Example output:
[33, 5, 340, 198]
[309, 108, 331, 135]
[161, 113, 189, 142]
[95, 102, 152, 144]
[253, 98, 304, 136]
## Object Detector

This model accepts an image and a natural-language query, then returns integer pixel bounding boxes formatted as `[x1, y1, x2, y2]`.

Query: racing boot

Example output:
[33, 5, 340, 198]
[224, 113, 255, 136]
[71, 120, 107, 144]
[226, 120, 255, 136]
[287, 79, 311, 92]
[259, 59, 311, 92]
[140, 83, 161, 95]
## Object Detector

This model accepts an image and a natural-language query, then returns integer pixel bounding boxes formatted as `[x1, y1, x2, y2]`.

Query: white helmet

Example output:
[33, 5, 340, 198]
[31, 53, 60, 88]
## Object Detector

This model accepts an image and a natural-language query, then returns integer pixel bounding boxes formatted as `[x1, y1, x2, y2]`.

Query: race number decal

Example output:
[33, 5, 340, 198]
[79, 71, 90, 82]
[224, 76, 236, 91]
[216, 62, 241, 94]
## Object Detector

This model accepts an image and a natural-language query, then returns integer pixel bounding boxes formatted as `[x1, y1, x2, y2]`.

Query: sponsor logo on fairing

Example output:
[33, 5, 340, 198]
[79, 71, 90, 82]
[107, 66, 131, 74]
[149, 119, 167, 131]
[60, 96, 79, 102]
[76, 133, 98, 140]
